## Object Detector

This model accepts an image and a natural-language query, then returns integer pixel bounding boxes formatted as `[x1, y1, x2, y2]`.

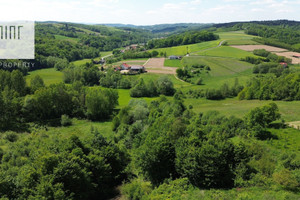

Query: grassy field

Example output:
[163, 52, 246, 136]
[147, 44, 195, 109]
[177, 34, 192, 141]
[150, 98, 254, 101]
[182, 56, 253, 76]
[150, 40, 221, 57]
[54, 35, 80, 43]
[26, 68, 64, 86]
[195, 46, 258, 59]
[45, 118, 114, 140]
[72, 59, 92, 66]
[25, 67, 300, 123]
[101, 51, 113, 57]
[71, 51, 112, 66]
[116, 73, 191, 108]
[180, 56, 254, 88]
[218, 31, 259, 45]
[269, 128, 300, 151]
[164, 59, 182, 67]
[184, 98, 300, 122]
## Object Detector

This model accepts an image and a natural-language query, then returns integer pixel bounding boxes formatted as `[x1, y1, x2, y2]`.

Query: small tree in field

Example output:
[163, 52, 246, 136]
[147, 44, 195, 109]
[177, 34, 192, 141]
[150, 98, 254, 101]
[85, 88, 118, 121]
[156, 76, 175, 96]
[30, 75, 45, 92]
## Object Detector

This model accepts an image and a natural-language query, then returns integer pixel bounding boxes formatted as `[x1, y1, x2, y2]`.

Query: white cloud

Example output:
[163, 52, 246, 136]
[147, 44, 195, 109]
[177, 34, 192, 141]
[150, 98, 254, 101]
[251, 8, 265, 12]
[250, 0, 275, 5]
[191, 0, 202, 5]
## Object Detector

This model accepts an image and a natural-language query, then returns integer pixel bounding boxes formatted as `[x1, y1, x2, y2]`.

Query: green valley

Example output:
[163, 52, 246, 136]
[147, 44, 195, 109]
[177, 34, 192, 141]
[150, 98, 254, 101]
[1, 20, 300, 200]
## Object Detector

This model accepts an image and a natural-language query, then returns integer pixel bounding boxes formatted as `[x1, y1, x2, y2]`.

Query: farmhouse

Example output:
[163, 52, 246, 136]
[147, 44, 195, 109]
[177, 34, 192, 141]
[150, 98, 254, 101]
[120, 63, 131, 70]
[115, 63, 146, 74]
[131, 65, 145, 73]
[280, 62, 288, 67]
[93, 58, 105, 65]
[125, 44, 139, 50]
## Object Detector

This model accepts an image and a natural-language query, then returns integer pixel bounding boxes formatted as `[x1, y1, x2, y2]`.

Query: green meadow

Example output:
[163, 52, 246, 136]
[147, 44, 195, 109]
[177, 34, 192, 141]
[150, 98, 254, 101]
[164, 59, 182, 67]
[218, 31, 259, 45]
[100, 51, 113, 57]
[26, 29, 300, 125]
[54, 35, 80, 42]
[194, 46, 257, 59]
[71, 51, 112, 66]
[180, 56, 254, 88]
[184, 98, 300, 122]
[182, 56, 253, 76]
[72, 59, 92, 66]
[26, 68, 64, 86]
[150, 40, 221, 56]
[44, 119, 114, 140]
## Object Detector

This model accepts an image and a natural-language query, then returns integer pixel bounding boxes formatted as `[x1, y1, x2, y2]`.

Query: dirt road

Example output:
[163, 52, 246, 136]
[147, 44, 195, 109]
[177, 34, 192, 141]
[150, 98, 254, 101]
[288, 121, 300, 130]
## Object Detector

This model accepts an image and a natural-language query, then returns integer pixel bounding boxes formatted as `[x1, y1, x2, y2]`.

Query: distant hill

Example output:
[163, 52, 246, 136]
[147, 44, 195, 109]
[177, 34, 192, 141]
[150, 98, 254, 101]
[102, 23, 213, 35]
[212, 20, 300, 52]
[213, 20, 300, 28]
[213, 20, 300, 29]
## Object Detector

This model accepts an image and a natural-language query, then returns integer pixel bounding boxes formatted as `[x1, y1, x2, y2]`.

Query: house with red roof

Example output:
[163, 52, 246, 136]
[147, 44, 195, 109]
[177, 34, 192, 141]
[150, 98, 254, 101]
[280, 62, 288, 68]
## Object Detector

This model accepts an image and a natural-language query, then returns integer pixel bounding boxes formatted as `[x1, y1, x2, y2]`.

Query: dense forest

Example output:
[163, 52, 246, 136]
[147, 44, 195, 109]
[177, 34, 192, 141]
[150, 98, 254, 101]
[238, 72, 300, 101]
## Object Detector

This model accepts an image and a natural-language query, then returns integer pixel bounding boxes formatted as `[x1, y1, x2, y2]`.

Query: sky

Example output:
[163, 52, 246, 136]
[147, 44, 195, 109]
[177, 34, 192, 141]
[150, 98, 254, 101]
[0, 0, 299, 25]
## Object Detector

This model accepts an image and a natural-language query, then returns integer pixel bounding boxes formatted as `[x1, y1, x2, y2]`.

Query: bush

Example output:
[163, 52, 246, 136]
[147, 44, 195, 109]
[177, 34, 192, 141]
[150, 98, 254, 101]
[196, 77, 203, 85]
[273, 169, 299, 190]
[3, 132, 18, 142]
[85, 88, 119, 121]
[205, 89, 224, 100]
[30, 75, 45, 92]
[205, 66, 211, 71]
[61, 115, 72, 126]
[156, 76, 175, 96]
[121, 179, 152, 200]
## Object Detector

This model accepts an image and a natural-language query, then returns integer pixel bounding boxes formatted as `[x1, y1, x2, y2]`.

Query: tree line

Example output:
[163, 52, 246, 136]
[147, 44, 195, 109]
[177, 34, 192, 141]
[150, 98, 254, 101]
[213, 20, 300, 52]
[238, 72, 300, 101]
[0, 69, 119, 132]
[147, 31, 219, 49]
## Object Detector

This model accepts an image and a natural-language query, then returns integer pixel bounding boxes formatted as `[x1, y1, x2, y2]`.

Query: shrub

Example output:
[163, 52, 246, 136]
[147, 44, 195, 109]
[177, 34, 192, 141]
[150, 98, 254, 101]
[196, 77, 203, 85]
[156, 76, 175, 96]
[61, 115, 72, 126]
[121, 179, 152, 200]
[3, 131, 18, 142]
[273, 169, 299, 190]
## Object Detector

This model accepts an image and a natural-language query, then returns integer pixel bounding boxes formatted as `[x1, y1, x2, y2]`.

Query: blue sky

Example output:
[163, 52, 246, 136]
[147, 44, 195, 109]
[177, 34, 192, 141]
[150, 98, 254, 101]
[1, 0, 299, 25]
